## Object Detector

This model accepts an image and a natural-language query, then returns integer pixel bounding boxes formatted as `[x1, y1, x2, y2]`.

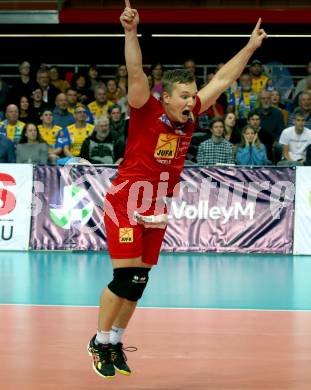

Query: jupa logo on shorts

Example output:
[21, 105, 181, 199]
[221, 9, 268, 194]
[49, 185, 94, 229]
[132, 276, 147, 283]
[119, 228, 133, 243]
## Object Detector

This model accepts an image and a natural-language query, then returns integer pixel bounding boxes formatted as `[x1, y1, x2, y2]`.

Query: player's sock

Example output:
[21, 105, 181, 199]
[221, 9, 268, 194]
[95, 330, 110, 345]
[110, 326, 125, 345]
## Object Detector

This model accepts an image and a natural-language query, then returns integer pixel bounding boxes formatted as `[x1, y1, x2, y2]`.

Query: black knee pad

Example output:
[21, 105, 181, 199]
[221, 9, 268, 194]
[108, 267, 150, 302]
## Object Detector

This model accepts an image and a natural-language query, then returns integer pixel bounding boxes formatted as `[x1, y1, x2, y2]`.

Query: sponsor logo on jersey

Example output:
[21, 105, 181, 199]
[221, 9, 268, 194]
[119, 227, 134, 243]
[154, 133, 179, 159]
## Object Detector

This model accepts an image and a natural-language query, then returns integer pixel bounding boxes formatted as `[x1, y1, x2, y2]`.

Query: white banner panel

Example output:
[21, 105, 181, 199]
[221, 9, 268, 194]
[0, 164, 33, 250]
[293, 166, 311, 254]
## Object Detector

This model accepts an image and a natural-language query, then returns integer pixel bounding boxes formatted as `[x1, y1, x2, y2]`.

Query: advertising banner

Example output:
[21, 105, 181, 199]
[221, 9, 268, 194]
[30, 165, 295, 254]
[293, 167, 311, 254]
[0, 164, 33, 250]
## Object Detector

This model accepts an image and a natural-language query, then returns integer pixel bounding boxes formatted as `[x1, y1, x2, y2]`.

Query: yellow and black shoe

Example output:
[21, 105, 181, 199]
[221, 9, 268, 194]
[110, 343, 137, 376]
[87, 335, 115, 379]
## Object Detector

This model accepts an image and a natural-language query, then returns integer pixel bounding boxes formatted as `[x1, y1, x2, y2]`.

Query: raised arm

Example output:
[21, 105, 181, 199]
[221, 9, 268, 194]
[120, 0, 150, 108]
[198, 18, 267, 114]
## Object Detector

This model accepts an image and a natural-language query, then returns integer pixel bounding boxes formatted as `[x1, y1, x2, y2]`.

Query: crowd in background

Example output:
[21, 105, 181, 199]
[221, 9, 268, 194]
[0, 58, 311, 167]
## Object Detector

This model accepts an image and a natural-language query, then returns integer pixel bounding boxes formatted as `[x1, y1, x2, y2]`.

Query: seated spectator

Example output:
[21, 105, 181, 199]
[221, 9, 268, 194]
[49, 65, 71, 93]
[108, 104, 126, 142]
[196, 118, 235, 165]
[293, 75, 311, 109]
[8, 61, 36, 104]
[16, 122, 49, 164]
[53, 93, 75, 128]
[71, 72, 92, 105]
[106, 78, 125, 103]
[249, 59, 274, 96]
[35, 68, 61, 109]
[224, 112, 240, 144]
[228, 72, 258, 129]
[0, 104, 25, 144]
[0, 133, 15, 163]
[270, 89, 289, 126]
[31, 87, 51, 124]
[115, 64, 128, 96]
[293, 60, 311, 99]
[236, 125, 269, 165]
[56, 103, 94, 158]
[288, 92, 311, 129]
[150, 62, 164, 98]
[278, 109, 311, 166]
[18, 95, 36, 123]
[88, 65, 101, 93]
[257, 90, 284, 162]
[66, 88, 93, 123]
[88, 85, 114, 120]
[80, 116, 124, 164]
[38, 109, 63, 163]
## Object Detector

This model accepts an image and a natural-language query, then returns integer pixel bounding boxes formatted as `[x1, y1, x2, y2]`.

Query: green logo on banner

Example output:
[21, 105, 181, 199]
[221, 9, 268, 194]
[49, 185, 94, 229]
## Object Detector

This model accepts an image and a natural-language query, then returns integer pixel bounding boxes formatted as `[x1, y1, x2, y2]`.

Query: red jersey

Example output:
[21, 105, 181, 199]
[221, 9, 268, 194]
[114, 95, 201, 196]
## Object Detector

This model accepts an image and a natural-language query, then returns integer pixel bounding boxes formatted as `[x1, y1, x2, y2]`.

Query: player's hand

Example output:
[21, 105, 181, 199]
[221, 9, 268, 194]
[247, 18, 267, 50]
[120, 0, 139, 32]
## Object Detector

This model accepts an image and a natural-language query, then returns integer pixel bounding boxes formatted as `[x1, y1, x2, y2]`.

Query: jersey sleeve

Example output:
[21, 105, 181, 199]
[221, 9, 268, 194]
[193, 95, 202, 117]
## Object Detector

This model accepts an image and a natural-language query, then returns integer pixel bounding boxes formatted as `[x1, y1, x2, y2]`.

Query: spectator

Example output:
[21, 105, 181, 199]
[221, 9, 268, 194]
[49, 65, 71, 93]
[88, 85, 114, 120]
[106, 78, 124, 103]
[108, 104, 126, 143]
[228, 71, 257, 128]
[257, 90, 284, 161]
[31, 87, 51, 124]
[249, 59, 274, 96]
[80, 116, 124, 164]
[16, 122, 49, 164]
[8, 61, 36, 103]
[115, 64, 128, 96]
[150, 62, 164, 98]
[270, 89, 289, 126]
[38, 109, 63, 163]
[278, 109, 311, 166]
[0, 104, 25, 144]
[18, 95, 35, 123]
[53, 93, 75, 128]
[197, 118, 235, 165]
[36, 68, 61, 108]
[0, 133, 15, 163]
[293, 60, 311, 99]
[236, 125, 269, 165]
[88, 65, 101, 93]
[224, 112, 240, 144]
[66, 88, 93, 123]
[288, 92, 311, 129]
[71, 72, 92, 105]
[56, 103, 94, 157]
[292, 76, 311, 109]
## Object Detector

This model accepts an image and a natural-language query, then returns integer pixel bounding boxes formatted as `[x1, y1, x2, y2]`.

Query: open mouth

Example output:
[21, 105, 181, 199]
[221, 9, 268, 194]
[182, 109, 190, 117]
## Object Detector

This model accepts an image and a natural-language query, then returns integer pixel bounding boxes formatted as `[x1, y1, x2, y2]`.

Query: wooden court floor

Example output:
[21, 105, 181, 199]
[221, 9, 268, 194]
[0, 251, 311, 389]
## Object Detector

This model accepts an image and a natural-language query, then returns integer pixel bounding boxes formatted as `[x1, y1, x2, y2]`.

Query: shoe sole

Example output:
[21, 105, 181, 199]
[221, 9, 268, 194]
[114, 366, 131, 376]
[87, 342, 115, 379]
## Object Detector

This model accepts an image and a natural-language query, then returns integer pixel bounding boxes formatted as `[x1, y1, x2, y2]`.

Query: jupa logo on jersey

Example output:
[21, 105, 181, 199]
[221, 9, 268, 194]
[49, 185, 94, 229]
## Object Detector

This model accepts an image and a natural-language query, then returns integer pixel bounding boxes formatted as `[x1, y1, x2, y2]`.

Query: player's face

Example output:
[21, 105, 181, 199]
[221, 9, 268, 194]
[164, 82, 197, 123]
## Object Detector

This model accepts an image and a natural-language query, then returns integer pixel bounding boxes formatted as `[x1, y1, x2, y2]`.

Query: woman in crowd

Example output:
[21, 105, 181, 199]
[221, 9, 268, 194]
[236, 125, 269, 165]
[16, 122, 49, 164]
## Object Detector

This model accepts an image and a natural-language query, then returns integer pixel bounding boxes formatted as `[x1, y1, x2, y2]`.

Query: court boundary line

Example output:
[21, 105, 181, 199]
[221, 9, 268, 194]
[0, 303, 310, 312]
